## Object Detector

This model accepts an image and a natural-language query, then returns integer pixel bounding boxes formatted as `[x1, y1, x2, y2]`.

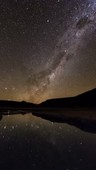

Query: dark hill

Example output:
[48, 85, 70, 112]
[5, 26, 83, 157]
[0, 89, 96, 133]
[39, 88, 96, 108]
[0, 88, 95, 109]
[0, 89, 96, 109]
[0, 100, 37, 109]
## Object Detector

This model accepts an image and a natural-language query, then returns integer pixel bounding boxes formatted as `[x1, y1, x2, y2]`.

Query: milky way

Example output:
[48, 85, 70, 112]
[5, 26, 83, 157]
[0, 0, 96, 103]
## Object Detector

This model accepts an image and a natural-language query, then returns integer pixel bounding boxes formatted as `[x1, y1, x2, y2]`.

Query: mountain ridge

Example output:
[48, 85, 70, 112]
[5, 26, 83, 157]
[0, 88, 96, 133]
[0, 88, 95, 108]
[39, 88, 96, 108]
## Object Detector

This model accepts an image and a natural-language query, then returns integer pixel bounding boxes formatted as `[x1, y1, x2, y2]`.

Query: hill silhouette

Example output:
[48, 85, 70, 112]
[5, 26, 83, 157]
[39, 88, 96, 108]
[0, 88, 96, 133]
[0, 88, 95, 109]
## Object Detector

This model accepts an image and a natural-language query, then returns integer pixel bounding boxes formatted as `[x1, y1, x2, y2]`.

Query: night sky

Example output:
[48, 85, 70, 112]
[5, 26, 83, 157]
[0, 1, 96, 170]
[0, 0, 96, 103]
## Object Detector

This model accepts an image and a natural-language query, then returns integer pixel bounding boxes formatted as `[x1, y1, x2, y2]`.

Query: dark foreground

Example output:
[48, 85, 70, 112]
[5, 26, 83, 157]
[0, 114, 96, 170]
[0, 89, 96, 170]
[0, 89, 96, 133]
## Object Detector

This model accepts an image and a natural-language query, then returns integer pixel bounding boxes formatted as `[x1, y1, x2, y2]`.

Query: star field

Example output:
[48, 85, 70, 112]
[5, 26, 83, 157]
[0, 0, 95, 103]
[0, 1, 96, 169]
[0, 0, 96, 170]
[0, 114, 96, 170]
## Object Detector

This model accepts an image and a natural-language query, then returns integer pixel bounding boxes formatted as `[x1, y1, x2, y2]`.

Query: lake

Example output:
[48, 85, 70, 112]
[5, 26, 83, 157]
[0, 113, 96, 170]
